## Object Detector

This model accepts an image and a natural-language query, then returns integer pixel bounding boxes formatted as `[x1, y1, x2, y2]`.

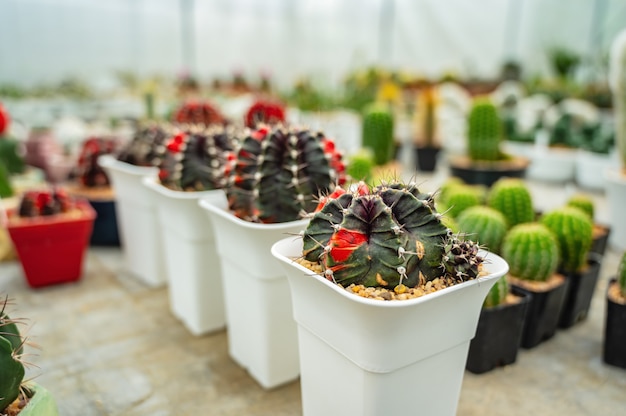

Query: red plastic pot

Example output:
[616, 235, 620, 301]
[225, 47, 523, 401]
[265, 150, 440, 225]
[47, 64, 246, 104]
[6, 200, 96, 288]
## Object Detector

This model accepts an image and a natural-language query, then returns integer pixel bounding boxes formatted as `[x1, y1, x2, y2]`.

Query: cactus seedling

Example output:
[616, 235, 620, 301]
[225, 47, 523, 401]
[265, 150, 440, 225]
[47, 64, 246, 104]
[468, 97, 503, 162]
[244, 100, 286, 128]
[457, 206, 508, 254]
[173, 101, 225, 127]
[487, 178, 534, 227]
[302, 182, 484, 290]
[483, 277, 509, 308]
[227, 125, 346, 223]
[541, 206, 593, 274]
[362, 103, 395, 165]
[501, 223, 560, 282]
[566, 193, 594, 220]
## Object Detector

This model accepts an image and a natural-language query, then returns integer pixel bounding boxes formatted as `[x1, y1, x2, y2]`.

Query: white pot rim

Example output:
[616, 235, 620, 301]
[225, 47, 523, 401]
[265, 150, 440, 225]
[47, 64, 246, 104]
[98, 154, 158, 178]
[143, 176, 225, 200]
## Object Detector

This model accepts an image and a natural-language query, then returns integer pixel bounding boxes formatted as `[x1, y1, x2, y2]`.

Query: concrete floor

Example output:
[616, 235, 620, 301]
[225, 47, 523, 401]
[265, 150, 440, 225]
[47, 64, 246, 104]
[1, 166, 626, 415]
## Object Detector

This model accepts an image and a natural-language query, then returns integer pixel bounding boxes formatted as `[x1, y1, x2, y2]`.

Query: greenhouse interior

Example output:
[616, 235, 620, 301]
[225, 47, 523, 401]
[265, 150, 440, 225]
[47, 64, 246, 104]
[1, 0, 626, 415]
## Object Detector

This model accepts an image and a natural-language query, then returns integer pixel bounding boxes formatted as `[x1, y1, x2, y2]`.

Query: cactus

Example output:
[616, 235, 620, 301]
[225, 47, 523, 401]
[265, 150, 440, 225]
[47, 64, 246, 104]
[75, 137, 120, 187]
[0, 102, 9, 136]
[158, 127, 237, 191]
[0, 138, 25, 175]
[468, 97, 503, 161]
[346, 148, 375, 184]
[487, 178, 534, 227]
[18, 188, 72, 217]
[0, 296, 26, 412]
[609, 29, 626, 168]
[362, 103, 395, 165]
[173, 101, 224, 127]
[566, 193, 594, 220]
[226, 125, 346, 223]
[302, 182, 484, 289]
[502, 223, 559, 282]
[117, 124, 170, 167]
[457, 206, 508, 254]
[244, 100, 286, 128]
[0, 163, 12, 198]
[541, 206, 593, 274]
[484, 277, 509, 308]
[441, 185, 481, 218]
[618, 252, 626, 297]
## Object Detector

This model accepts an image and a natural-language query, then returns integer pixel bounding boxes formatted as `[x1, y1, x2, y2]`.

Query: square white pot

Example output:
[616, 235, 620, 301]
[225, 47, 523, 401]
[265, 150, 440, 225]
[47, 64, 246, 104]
[272, 237, 508, 416]
[98, 155, 166, 287]
[199, 197, 309, 389]
[143, 176, 228, 336]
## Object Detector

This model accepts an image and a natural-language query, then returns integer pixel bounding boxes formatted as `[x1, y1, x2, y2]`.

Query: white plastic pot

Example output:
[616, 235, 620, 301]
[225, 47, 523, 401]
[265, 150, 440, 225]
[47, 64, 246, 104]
[199, 197, 308, 389]
[272, 237, 508, 416]
[605, 168, 626, 251]
[98, 155, 166, 287]
[575, 150, 619, 191]
[526, 147, 577, 183]
[143, 176, 228, 336]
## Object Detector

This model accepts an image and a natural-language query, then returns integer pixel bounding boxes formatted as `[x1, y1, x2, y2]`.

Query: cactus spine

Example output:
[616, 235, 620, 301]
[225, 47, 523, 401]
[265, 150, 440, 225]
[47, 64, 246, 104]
[566, 194, 594, 220]
[502, 223, 559, 282]
[303, 182, 484, 289]
[0, 297, 26, 412]
[468, 97, 502, 161]
[484, 277, 509, 308]
[618, 252, 626, 297]
[487, 178, 534, 227]
[457, 206, 508, 254]
[609, 29, 626, 168]
[227, 125, 346, 223]
[362, 103, 395, 165]
[541, 206, 593, 274]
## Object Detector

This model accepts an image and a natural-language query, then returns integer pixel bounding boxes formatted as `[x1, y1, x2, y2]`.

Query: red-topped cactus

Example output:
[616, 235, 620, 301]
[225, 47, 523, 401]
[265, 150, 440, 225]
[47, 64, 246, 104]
[75, 137, 120, 187]
[173, 100, 225, 126]
[116, 124, 170, 167]
[227, 125, 346, 223]
[244, 100, 286, 128]
[302, 182, 484, 290]
[0, 102, 10, 136]
[17, 188, 72, 217]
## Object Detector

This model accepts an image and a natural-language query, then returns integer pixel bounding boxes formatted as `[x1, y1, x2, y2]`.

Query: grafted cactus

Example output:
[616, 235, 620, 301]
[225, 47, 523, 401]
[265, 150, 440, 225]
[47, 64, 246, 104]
[501, 223, 559, 282]
[619, 252, 626, 297]
[158, 127, 237, 191]
[0, 296, 26, 412]
[18, 188, 72, 217]
[457, 206, 508, 254]
[116, 124, 170, 167]
[487, 178, 534, 227]
[566, 193, 594, 220]
[173, 101, 225, 127]
[484, 277, 508, 308]
[75, 137, 120, 187]
[362, 103, 395, 165]
[302, 182, 484, 290]
[244, 100, 286, 128]
[227, 125, 346, 223]
[541, 206, 593, 274]
[468, 97, 503, 161]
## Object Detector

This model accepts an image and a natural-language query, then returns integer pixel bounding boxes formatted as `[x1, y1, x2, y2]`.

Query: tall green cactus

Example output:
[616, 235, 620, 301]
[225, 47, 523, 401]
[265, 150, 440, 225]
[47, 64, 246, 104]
[303, 182, 484, 289]
[609, 29, 626, 168]
[457, 206, 508, 254]
[618, 251, 626, 297]
[566, 194, 594, 220]
[227, 125, 346, 223]
[487, 178, 534, 227]
[362, 103, 395, 165]
[541, 206, 593, 274]
[502, 223, 560, 282]
[468, 97, 503, 161]
[484, 277, 509, 308]
[0, 297, 26, 412]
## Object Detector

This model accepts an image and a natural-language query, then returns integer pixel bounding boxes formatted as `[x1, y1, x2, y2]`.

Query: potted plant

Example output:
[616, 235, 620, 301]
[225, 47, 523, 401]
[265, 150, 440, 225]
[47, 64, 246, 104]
[1, 295, 58, 415]
[5, 188, 95, 288]
[502, 222, 568, 348]
[143, 126, 236, 336]
[199, 124, 346, 389]
[566, 193, 610, 256]
[98, 124, 169, 287]
[541, 206, 599, 328]
[603, 251, 626, 369]
[271, 181, 507, 415]
[413, 83, 442, 172]
[449, 97, 529, 186]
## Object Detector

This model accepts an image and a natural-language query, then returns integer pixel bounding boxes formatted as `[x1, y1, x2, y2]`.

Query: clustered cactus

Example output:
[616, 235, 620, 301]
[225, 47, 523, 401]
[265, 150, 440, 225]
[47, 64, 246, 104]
[302, 182, 484, 290]
[158, 126, 237, 191]
[468, 97, 503, 162]
[487, 178, 534, 227]
[501, 223, 559, 282]
[244, 100, 286, 128]
[117, 124, 170, 167]
[0, 296, 27, 412]
[18, 188, 72, 217]
[172, 101, 225, 127]
[75, 137, 120, 187]
[227, 125, 346, 223]
[541, 206, 593, 274]
[362, 103, 395, 165]
[457, 206, 508, 254]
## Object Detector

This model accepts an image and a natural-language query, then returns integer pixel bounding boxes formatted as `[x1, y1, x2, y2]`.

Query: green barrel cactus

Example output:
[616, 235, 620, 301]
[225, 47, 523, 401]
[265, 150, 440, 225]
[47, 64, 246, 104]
[487, 178, 534, 227]
[502, 223, 560, 282]
[457, 206, 508, 254]
[0, 297, 26, 412]
[619, 251, 626, 297]
[159, 127, 237, 191]
[484, 277, 509, 308]
[302, 182, 484, 289]
[468, 97, 503, 161]
[227, 125, 346, 223]
[442, 185, 481, 218]
[362, 103, 395, 165]
[346, 148, 375, 184]
[566, 194, 594, 220]
[541, 206, 593, 274]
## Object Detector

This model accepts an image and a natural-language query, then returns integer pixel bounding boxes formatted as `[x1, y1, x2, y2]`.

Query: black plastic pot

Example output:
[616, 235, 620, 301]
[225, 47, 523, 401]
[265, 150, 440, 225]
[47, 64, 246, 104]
[448, 156, 529, 187]
[558, 255, 602, 328]
[89, 199, 120, 246]
[591, 225, 611, 256]
[466, 288, 531, 374]
[603, 279, 626, 369]
[511, 275, 569, 349]
[414, 146, 441, 172]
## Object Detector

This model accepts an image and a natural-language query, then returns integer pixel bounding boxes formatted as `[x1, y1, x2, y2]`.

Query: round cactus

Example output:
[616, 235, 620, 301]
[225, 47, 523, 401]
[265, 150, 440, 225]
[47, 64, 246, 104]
[442, 186, 481, 218]
[618, 251, 626, 297]
[302, 182, 484, 289]
[0, 297, 26, 412]
[502, 223, 560, 282]
[457, 206, 508, 254]
[173, 101, 224, 126]
[541, 206, 593, 274]
[484, 276, 509, 308]
[468, 97, 503, 161]
[245, 100, 286, 128]
[75, 137, 120, 187]
[362, 103, 395, 165]
[227, 125, 346, 223]
[346, 148, 375, 183]
[18, 188, 72, 217]
[117, 124, 170, 167]
[566, 193, 594, 220]
[487, 178, 534, 227]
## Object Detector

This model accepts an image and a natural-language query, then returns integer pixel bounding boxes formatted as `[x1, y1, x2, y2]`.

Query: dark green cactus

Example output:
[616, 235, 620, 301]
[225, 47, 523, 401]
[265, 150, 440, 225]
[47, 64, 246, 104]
[487, 178, 534, 227]
[501, 223, 559, 282]
[541, 206, 593, 274]
[441, 185, 481, 218]
[0, 297, 26, 412]
[362, 103, 395, 165]
[484, 276, 508, 308]
[566, 194, 594, 220]
[159, 127, 237, 191]
[117, 123, 170, 167]
[618, 252, 626, 297]
[302, 182, 484, 289]
[227, 125, 346, 223]
[457, 206, 508, 254]
[468, 97, 503, 161]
